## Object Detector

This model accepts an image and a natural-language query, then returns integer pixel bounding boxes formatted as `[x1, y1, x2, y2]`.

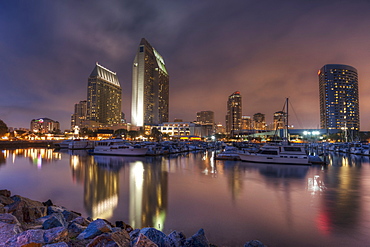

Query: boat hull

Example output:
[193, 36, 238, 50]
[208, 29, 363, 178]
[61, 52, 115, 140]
[92, 147, 148, 156]
[238, 153, 310, 165]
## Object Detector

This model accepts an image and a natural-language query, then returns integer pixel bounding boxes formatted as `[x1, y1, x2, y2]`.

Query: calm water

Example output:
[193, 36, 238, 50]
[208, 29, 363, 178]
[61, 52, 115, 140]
[0, 148, 370, 246]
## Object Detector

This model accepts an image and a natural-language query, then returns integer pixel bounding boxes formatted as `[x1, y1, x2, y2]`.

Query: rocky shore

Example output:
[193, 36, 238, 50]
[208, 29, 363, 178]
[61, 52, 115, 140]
[0, 189, 267, 247]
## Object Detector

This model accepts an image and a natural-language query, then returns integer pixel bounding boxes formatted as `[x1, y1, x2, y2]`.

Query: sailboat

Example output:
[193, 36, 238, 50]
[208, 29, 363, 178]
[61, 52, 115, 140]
[238, 98, 311, 165]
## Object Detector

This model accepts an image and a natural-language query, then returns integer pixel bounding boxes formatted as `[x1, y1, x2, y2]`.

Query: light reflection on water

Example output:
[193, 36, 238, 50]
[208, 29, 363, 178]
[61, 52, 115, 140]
[0, 149, 370, 246]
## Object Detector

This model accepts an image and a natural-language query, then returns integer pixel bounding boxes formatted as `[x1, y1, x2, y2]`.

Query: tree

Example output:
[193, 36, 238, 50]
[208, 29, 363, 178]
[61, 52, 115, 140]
[0, 119, 8, 137]
[150, 127, 162, 141]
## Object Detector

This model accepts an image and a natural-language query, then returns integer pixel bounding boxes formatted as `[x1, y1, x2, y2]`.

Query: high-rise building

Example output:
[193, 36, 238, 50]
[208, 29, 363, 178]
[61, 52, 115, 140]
[319, 64, 359, 135]
[253, 113, 266, 130]
[273, 111, 286, 130]
[226, 91, 242, 136]
[71, 100, 87, 130]
[131, 38, 169, 127]
[241, 115, 252, 130]
[86, 63, 122, 128]
[196, 111, 214, 125]
[31, 118, 60, 133]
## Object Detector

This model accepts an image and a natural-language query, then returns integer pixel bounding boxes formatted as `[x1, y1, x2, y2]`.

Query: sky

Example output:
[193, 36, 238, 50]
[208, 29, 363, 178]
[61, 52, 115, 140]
[1, 0, 370, 131]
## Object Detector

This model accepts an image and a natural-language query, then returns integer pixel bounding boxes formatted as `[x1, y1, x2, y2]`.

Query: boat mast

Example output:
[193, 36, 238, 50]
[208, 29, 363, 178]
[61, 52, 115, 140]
[285, 98, 289, 143]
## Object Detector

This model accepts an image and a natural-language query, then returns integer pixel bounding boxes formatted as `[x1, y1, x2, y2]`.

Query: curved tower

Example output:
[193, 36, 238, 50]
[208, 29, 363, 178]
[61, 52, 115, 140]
[319, 64, 359, 137]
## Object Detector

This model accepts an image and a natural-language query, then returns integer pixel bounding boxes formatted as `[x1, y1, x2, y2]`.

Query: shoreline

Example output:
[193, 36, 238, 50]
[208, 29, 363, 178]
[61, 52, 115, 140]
[0, 189, 267, 246]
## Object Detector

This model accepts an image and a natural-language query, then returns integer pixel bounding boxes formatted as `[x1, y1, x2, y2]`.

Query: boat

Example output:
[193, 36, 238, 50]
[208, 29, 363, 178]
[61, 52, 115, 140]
[239, 143, 310, 165]
[239, 98, 311, 165]
[68, 139, 95, 150]
[92, 139, 148, 156]
[55, 139, 73, 149]
[215, 146, 241, 160]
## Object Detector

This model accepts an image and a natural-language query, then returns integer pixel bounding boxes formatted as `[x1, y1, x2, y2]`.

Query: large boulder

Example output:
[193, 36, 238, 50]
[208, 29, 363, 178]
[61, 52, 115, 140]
[184, 228, 209, 247]
[6, 195, 47, 223]
[132, 233, 158, 247]
[132, 227, 166, 247]
[0, 195, 14, 206]
[0, 213, 23, 246]
[42, 213, 67, 229]
[77, 219, 113, 240]
[4, 227, 69, 246]
[0, 189, 11, 197]
[165, 230, 186, 247]
[86, 230, 130, 247]
[67, 222, 87, 238]
[0, 203, 5, 214]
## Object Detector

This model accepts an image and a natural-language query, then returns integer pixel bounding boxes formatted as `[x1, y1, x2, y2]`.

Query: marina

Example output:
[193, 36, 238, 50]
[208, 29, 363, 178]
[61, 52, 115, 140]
[1, 147, 370, 246]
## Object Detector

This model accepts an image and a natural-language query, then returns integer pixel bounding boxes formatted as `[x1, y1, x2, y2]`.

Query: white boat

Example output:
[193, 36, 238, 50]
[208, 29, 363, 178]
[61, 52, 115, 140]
[239, 98, 310, 165]
[215, 146, 241, 160]
[92, 139, 148, 156]
[55, 139, 73, 149]
[68, 139, 95, 150]
[239, 143, 310, 165]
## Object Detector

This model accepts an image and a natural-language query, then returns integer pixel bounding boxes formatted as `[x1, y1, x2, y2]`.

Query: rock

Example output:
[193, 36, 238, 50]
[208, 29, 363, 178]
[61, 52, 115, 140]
[130, 228, 140, 240]
[244, 240, 267, 247]
[165, 230, 186, 247]
[67, 222, 86, 238]
[115, 221, 126, 229]
[4, 229, 45, 246]
[0, 221, 23, 246]
[7, 195, 47, 223]
[0, 203, 5, 214]
[62, 209, 80, 222]
[0, 189, 11, 197]
[184, 228, 209, 247]
[77, 218, 113, 240]
[86, 230, 130, 247]
[43, 226, 69, 244]
[43, 199, 53, 207]
[71, 216, 91, 226]
[132, 233, 158, 247]
[47, 206, 64, 215]
[42, 213, 67, 229]
[0, 213, 21, 224]
[0, 195, 14, 205]
[132, 228, 166, 247]
[44, 242, 69, 247]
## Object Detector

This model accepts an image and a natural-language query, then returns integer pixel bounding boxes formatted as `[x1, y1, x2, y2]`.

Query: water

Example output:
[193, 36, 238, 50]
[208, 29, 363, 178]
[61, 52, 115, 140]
[1, 148, 370, 246]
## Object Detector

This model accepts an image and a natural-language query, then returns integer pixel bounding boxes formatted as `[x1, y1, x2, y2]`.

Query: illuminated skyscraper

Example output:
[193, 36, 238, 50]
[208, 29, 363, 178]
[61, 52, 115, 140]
[273, 111, 286, 130]
[253, 113, 266, 130]
[132, 38, 169, 127]
[86, 63, 122, 128]
[226, 91, 242, 136]
[71, 100, 87, 130]
[319, 64, 359, 135]
[197, 111, 214, 125]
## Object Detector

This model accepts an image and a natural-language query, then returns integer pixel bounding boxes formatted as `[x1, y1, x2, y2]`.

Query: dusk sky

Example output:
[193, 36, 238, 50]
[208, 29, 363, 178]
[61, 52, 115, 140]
[2, 0, 370, 131]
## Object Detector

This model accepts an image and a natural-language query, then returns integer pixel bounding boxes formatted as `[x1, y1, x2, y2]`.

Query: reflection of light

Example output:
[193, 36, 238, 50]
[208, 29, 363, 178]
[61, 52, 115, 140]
[71, 155, 79, 169]
[129, 161, 144, 228]
[92, 195, 118, 219]
[153, 210, 166, 231]
[308, 175, 326, 195]
[37, 154, 42, 169]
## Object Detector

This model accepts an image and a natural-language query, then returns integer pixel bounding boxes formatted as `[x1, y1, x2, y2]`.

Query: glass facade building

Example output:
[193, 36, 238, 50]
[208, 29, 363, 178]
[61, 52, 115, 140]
[226, 91, 242, 136]
[319, 64, 359, 135]
[131, 38, 169, 127]
[86, 63, 122, 128]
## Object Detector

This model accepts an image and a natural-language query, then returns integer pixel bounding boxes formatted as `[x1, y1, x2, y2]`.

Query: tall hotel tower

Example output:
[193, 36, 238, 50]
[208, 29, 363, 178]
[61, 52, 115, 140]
[226, 91, 242, 136]
[86, 62, 122, 128]
[319, 64, 359, 134]
[131, 38, 169, 127]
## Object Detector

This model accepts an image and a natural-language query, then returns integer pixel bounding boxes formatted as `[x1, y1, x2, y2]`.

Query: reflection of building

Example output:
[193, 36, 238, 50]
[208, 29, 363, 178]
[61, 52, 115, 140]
[129, 161, 168, 231]
[131, 38, 169, 127]
[71, 100, 87, 130]
[273, 111, 286, 130]
[30, 118, 60, 133]
[82, 156, 119, 219]
[226, 91, 242, 137]
[319, 64, 359, 136]
[253, 113, 266, 131]
[86, 63, 122, 128]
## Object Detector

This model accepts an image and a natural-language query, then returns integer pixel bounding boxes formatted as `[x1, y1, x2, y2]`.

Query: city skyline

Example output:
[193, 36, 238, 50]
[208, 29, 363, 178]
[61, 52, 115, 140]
[2, 1, 370, 130]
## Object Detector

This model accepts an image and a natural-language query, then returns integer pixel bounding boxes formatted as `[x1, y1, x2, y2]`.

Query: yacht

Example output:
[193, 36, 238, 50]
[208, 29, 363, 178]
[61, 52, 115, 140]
[238, 142, 310, 165]
[92, 139, 148, 156]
